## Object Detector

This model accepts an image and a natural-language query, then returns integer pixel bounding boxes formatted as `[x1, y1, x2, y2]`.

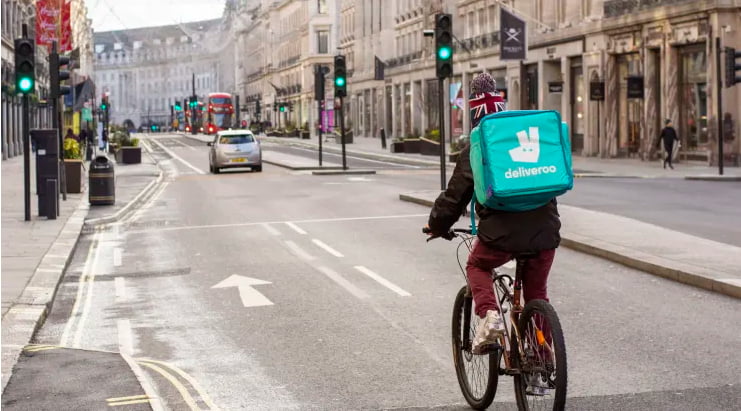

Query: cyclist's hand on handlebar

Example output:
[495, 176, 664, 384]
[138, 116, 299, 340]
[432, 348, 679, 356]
[422, 225, 455, 241]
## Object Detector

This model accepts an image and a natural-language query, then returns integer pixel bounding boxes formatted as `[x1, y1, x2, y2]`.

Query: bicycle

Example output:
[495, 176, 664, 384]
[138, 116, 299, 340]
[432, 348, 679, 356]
[424, 227, 567, 410]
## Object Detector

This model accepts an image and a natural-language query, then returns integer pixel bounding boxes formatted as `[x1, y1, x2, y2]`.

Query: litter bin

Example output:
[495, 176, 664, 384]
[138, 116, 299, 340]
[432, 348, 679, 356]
[89, 155, 115, 205]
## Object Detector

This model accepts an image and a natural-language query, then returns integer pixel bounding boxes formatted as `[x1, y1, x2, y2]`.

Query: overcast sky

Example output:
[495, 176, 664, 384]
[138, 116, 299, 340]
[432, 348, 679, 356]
[89, 0, 226, 32]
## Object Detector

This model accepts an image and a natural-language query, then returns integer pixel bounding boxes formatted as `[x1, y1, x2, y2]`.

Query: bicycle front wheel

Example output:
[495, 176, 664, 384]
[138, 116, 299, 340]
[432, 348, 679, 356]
[513, 299, 567, 411]
[452, 285, 499, 410]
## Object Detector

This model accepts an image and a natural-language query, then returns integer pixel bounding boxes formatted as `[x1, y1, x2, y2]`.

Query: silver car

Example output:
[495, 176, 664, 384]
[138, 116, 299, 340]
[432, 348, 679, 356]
[208, 130, 262, 173]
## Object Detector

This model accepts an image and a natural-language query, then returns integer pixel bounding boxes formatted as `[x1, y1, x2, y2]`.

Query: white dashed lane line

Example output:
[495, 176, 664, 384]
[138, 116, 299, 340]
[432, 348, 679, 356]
[311, 239, 344, 258]
[284, 222, 307, 235]
[354, 266, 411, 297]
[261, 223, 281, 236]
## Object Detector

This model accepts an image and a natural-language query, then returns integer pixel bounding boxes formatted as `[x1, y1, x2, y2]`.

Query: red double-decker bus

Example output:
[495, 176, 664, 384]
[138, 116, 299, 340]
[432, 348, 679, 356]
[204, 92, 234, 134]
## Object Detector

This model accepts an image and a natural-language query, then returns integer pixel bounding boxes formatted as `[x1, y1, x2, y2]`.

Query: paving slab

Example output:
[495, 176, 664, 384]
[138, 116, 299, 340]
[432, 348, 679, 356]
[399, 190, 741, 299]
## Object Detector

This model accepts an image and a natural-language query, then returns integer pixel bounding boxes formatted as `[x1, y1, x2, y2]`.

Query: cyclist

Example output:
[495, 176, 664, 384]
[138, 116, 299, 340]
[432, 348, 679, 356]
[425, 73, 561, 355]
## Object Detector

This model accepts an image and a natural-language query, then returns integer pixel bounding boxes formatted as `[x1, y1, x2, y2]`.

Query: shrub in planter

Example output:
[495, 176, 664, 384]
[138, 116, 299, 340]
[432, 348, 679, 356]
[63, 138, 83, 193]
[114, 134, 142, 164]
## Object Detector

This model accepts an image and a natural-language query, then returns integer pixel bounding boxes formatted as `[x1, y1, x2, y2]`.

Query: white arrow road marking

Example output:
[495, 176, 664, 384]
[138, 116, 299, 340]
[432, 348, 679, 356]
[211, 275, 274, 307]
[115, 277, 127, 301]
[354, 266, 411, 297]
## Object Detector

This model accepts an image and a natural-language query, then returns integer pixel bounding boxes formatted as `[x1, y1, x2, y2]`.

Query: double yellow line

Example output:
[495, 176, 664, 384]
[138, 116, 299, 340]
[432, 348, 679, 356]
[23, 344, 60, 353]
[106, 394, 150, 407]
[137, 358, 220, 411]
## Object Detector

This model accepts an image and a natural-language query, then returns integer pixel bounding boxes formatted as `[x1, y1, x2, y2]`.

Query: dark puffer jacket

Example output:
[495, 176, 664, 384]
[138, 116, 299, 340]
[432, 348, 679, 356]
[427, 143, 561, 252]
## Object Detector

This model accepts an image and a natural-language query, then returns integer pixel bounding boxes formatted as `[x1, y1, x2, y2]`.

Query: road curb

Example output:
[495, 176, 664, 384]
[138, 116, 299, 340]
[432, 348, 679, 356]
[1, 195, 89, 391]
[259, 136, 453, 167]
[311, 169, 377, 176]
[262, 159, 344, 171]
[685, 175, 741, 182]
[398, 193, 741, 300]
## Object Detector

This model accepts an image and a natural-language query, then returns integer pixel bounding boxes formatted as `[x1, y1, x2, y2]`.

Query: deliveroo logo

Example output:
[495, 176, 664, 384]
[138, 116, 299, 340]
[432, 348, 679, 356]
[509, 127, 540, 163]
[505, 127, 558, 179]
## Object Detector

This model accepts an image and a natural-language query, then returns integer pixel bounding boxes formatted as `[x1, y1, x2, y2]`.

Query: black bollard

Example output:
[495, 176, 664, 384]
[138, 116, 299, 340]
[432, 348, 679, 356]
[380, 128, 387, 150]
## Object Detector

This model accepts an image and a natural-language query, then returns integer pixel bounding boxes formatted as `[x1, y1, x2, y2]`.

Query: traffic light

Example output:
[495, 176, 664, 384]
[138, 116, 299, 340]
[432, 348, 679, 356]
[289, 102, 294, 113]
[435, 14, 453, 79]
[256, 99, 261, 115]
[14, 38, 35, 94]
[279, 104, 286, 113]
[725, 47, 741, 88]
[50, 51, 71, 99]
[175, 101, 182, 110]
[100, 99, 107, 111]
[334, 55, 347, 98]
[273, 102, 278, 111]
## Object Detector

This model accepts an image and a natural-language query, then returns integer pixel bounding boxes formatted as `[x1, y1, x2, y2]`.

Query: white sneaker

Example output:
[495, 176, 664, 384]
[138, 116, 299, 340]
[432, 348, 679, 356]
[472, 310, 505, 354]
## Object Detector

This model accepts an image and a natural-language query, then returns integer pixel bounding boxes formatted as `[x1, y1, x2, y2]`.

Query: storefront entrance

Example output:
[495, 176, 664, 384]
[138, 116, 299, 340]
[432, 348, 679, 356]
[618, 53, 643, 157]
[678, 45, 708, 158]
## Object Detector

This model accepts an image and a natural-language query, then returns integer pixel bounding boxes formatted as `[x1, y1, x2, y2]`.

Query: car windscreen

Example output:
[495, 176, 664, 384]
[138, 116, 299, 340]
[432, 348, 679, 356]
[219, 134, 254, 145]
[211, 97, 231, 105]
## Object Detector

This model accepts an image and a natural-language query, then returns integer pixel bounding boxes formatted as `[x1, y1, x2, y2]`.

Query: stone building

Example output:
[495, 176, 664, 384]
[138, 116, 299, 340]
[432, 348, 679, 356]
[2, 0, 94, 160]
[329, 0, 739, 164]
[234, 0, 339, 130]
[93, 17, 236, 128]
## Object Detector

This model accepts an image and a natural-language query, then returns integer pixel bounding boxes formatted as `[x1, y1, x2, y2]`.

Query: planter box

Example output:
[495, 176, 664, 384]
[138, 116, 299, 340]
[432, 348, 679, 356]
[300, 131, 310, 139]
[334, 131, 354, 144]
[390, 141, 405, 153]
[116, 146, 142, 164]
[419, 137, 440, 156]
[64, 159, 82, 194]
[403, 138, 421, 153]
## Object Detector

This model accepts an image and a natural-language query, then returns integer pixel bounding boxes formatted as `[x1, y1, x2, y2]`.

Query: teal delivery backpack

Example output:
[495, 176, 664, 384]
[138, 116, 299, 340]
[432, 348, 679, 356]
[469, 110, 573, 212]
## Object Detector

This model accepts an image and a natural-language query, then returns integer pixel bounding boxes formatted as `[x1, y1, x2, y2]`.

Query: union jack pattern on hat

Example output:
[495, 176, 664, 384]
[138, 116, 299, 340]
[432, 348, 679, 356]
[469, 92, 506, 128]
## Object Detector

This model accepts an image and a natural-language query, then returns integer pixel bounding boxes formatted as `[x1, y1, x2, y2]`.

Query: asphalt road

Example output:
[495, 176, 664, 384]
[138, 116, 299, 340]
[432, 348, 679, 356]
[18, 133, 741, 410]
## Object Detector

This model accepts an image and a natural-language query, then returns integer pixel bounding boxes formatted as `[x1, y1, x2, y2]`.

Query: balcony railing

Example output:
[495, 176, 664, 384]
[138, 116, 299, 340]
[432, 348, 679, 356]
[604, 0, 693, 18]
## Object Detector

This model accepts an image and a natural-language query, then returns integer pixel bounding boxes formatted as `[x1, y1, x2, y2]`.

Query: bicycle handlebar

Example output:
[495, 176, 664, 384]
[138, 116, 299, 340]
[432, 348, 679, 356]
[422, 227, 473, 241]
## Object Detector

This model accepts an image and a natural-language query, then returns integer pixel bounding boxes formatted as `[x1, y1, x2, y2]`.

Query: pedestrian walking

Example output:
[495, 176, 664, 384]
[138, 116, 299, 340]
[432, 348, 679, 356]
[64, 128, 78, 142]
[658, 119, 679, 169]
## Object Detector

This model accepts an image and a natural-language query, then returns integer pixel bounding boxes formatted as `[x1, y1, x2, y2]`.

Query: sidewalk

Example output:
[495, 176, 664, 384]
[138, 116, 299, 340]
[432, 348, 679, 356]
[1, 148, 164, 391]
[263, 135, 741, 179]
[399, 191, 741, 299]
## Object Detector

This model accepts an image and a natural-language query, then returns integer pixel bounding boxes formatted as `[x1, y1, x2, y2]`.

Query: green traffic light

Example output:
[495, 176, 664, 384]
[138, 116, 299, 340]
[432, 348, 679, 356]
[437, 46, 452, 60]
[18, 77, 33, 93]
[335, 77, 346, 87]
[280, 106, 286, 112]
[100, 104, 107, 110]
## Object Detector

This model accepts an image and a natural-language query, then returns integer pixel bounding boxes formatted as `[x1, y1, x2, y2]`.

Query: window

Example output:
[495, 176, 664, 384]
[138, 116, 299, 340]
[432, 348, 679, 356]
[318, 0, 327, 14]
[317, 30, 328, 54]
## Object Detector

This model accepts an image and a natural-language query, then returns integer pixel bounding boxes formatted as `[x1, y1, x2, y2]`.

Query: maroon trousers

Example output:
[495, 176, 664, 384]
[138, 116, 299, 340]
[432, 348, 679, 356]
[466, 240, 556, 318]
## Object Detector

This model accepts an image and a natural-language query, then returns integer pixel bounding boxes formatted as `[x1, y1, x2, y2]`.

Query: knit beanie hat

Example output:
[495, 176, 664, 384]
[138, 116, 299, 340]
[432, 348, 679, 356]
[470, 73, 497, 95]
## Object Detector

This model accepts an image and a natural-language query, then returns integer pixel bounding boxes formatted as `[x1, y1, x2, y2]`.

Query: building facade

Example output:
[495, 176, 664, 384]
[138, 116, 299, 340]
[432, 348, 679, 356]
[2, 0, 95, 160]
[93, 17, 236, 128]
[234, 0, 339, 131]
[230, 0, 741, 164]
[338, 0, 741, 164]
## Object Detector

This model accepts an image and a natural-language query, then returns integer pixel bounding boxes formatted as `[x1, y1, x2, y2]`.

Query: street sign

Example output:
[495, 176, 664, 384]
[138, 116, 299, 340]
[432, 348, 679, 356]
[627, 76, 644, 99]
[548, 82, 564, 93]
[500, 8, 527, 60]
[211, 275, 273, 308]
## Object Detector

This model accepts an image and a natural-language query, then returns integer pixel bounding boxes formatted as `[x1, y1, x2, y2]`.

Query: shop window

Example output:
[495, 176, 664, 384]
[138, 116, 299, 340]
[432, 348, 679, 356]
[679, 46, 708, 150]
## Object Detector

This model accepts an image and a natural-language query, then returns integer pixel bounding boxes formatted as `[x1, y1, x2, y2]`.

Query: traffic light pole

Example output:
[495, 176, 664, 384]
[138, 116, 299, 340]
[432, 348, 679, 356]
[23, 93, 31, 221]
[716, 36, 724, 176]
[339, 97, 347, 170]
[438, 78, 447, 191]
[191, 73, 197, 135]
[318, 101, 323, 166]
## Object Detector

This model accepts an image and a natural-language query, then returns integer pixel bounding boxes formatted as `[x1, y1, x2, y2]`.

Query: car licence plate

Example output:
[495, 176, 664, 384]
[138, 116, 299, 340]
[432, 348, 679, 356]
[231, 158, 246, 163]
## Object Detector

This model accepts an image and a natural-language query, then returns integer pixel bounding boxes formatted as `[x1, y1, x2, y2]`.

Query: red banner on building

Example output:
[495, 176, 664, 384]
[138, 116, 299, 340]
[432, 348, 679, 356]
[36, 0, 61, 48]
[35, 0, 72, 51]
[61, 0, 73, 51]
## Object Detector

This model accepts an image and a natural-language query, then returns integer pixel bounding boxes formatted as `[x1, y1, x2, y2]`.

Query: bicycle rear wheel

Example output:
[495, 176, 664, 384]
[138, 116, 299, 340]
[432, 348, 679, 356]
[452, 285, 499, 410]
[513, 299, 567, 411]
